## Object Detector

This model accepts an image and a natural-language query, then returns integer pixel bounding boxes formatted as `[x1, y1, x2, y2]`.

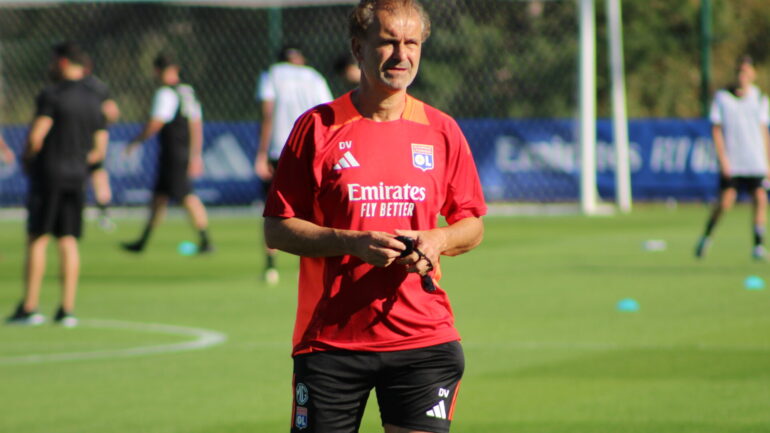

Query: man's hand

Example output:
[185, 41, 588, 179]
[189, 155, 203, 178]
[0, 147, 14, 166]
[124, 141, 140, 157]
[254, 153, 274, 181]
[719, 163, 732, 179]
[720, 162, 731, 179]
[349, 231, 406, 268]
[394, 228, 447, 275]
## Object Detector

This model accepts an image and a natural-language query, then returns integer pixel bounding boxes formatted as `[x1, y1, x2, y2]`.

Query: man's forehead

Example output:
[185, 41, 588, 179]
[371, 8, 423, 37]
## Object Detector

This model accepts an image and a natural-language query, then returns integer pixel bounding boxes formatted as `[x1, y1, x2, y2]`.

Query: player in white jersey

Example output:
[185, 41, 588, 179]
[254, 47, 332, 284]
[696, 56, 770, 260]
[123, 53, 213, 254]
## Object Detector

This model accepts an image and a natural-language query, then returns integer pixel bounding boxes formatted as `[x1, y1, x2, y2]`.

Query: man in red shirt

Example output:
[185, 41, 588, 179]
[263, 1, 486, 432]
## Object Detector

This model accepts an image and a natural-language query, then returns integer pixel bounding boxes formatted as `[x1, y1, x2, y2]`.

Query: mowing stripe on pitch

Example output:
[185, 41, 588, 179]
[0, 319, 227, 365]
[464, 341, 770, 352]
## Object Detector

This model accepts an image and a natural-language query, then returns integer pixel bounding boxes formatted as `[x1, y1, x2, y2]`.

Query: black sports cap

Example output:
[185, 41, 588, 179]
[153, 52, 179, 70]
[52, 41, 88, 66]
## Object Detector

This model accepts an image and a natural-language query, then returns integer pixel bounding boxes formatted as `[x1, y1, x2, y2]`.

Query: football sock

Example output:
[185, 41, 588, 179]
[266, 254, 276, 270]
[199, 229, 210, 247]
[753, 225, 765, 247]
[97, 201, 109, 217]
[137, 225, 152, 246]
[703, 215, 718, 237]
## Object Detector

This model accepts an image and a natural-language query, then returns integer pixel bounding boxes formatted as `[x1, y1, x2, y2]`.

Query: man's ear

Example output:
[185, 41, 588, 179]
[351, 38, 363, 64]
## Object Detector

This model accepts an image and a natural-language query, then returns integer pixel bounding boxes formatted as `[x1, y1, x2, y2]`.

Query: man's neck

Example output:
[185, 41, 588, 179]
[736, 82, 752, 96]
[352, 86, 407, 122]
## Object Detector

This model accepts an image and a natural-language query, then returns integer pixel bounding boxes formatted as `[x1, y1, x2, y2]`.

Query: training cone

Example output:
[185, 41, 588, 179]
[641, 239, 667, 252]
[177, 241, 198, 256]
[616, 298, 640, 312]
[743, 275, 765, 291]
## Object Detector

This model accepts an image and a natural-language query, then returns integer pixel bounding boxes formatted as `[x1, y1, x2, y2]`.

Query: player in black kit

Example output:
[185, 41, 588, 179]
[6, 42, 108, 327]
[122, 53, 213, 254]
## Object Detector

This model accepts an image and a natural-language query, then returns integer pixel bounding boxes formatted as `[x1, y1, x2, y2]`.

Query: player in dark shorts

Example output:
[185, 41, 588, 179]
[6, 42, 107, 327]
[263, 2, 487, 432]
[254, 47, 333, 284]
[122, 53, 213, 254]
[695, 56, 770, 260]
[82, 59, 120, 231]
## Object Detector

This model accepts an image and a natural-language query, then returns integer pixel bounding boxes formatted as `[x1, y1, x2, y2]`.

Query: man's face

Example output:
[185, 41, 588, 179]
[354, 7, 423, 93]
[738, 63, 756, 87]
[154, 65, 179, 85]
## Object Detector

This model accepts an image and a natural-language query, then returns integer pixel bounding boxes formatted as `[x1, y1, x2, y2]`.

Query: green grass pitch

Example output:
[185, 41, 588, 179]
[1, 204, 770, 433]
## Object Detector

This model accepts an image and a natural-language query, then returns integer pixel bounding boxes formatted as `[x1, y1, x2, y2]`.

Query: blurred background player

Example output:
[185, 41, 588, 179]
[334, 53, 362, 93]
[122, 53, 213, 254]
[695, 55, 770, 260]
[6, 42, 107, 327]
[83, 53, 120, 231]
[254, 46, 332, 284]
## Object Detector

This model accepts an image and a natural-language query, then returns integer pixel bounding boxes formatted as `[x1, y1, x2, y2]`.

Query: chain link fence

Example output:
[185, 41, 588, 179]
[0, 0, 584, 206]
[0, 1, 578, 123]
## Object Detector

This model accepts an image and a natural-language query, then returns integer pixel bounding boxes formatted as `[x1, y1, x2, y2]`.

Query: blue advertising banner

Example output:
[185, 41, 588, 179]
[463, 118, 718, 202]
[0, 118, 722, 206]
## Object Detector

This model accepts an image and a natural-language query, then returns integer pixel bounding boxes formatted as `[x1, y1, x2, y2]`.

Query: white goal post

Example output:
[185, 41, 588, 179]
[579, 0, 632, 215]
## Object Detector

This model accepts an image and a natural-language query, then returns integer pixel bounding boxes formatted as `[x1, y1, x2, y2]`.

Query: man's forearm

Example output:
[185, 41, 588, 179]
[712, 125, 730, 171]
[761, 125, 770, 171]
[434, 216, 484, 256]
[264, 216, 354, 257]
[87, 130, 109, 164]
[25, 116, 54, 159]
[189, 119, 203, 158]
[130, 119, 165, 145]
[257, 105, 274, 160]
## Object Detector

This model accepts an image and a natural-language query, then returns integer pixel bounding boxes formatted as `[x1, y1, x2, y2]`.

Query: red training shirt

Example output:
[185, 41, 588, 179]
[264, 91, 487, 356]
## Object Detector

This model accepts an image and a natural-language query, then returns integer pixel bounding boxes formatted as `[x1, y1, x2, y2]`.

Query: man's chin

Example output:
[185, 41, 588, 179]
[379, 77, 414, 91]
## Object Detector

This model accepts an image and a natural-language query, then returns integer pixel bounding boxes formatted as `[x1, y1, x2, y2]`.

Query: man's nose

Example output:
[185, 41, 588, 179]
[393, 42, 409, 62]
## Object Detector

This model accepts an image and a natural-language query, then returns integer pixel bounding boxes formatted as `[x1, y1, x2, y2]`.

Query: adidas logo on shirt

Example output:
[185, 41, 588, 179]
[333, 151, 360, 170]
[425, 400, 447, 420]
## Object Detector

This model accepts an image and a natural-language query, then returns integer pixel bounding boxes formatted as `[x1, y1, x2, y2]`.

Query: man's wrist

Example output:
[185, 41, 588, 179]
[332, 228, 359, 257]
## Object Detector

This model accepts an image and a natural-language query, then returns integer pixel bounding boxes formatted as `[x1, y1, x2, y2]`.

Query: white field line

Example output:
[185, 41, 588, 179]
[0, 319, 227, 366]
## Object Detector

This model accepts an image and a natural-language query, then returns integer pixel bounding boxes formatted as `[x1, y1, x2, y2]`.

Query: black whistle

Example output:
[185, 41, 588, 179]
[395, 235, 436, 292]
[395, 235, 415, 257]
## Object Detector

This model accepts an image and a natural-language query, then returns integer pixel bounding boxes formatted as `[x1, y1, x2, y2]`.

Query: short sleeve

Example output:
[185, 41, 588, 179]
[440, 120, 487, 224]
[177, 85, 203, 121]
[263, 110, 318, 220]
[760, 94, 769, 126]
[709, 93, 722, 125]
[150, 87, 179, 123]
[35, 89, 56, 118]
[258, 70, 275, 102]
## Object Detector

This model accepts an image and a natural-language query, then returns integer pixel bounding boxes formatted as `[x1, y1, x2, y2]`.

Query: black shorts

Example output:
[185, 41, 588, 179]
[155, 163, 192, 202]
[291, 341, 464, 433]
[27, 185, 86, 238]
[720, 176, 764, 192]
